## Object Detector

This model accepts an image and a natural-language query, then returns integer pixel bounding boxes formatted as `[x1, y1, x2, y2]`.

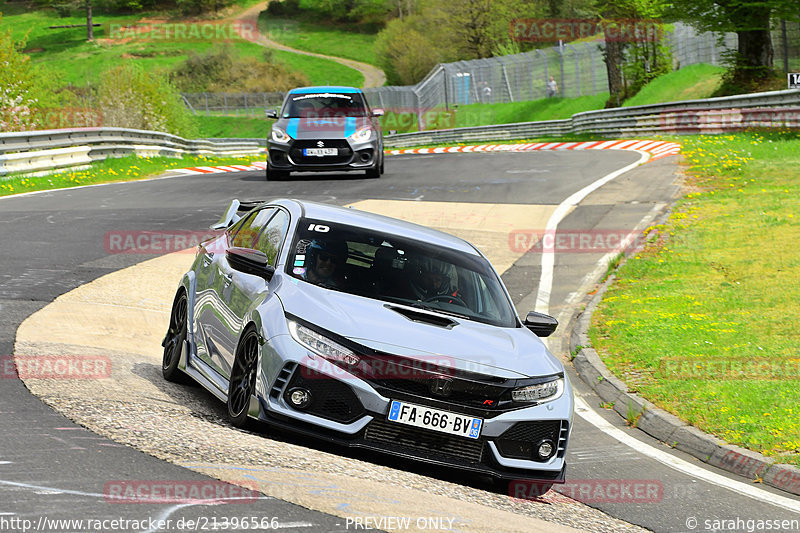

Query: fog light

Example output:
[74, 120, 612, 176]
[287, 388, 312, 409]
[537, 439, 555, 460]
[359, 152, 371, 162]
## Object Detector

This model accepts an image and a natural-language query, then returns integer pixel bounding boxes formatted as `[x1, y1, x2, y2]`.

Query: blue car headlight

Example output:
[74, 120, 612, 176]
[511, 378, 564, 404]
[348, 126, 372, 143]
[271, 126, 291, 144]
[288, 320, 360, 366]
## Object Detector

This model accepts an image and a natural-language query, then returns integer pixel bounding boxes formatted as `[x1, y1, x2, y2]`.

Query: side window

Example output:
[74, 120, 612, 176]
[254, 210, 289, 265]
[230, 208, 274, 249]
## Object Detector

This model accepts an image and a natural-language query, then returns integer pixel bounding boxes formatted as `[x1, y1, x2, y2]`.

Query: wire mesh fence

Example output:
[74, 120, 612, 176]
[182, 21, 800, 130]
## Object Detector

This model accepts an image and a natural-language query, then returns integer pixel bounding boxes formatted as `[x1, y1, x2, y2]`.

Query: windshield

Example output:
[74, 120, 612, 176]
[287, 219, 517, 328]
[282, 92, 368, 118]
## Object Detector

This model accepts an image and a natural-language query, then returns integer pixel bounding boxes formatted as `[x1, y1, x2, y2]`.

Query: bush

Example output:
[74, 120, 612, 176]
[170, 45, 309, 93]
[98, 63, 197, 137]
[0, 19, 64, 131]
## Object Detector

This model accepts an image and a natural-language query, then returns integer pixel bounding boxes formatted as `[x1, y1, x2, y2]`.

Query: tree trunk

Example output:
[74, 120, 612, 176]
[86, 0, 94, 41]
[737, 28, 773, 70]
[603, 40, 624, 107]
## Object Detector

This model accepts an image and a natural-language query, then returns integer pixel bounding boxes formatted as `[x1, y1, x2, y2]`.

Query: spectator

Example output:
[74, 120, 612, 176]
[546, 76, 558, 98]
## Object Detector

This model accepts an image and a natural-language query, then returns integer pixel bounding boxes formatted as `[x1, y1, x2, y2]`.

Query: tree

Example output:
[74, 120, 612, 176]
[666, 0, 800, 85]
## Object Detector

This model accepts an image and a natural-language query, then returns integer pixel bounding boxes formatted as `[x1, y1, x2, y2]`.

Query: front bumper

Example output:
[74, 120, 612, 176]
[256, 343, 573, 481]
[268, 137, 380, 172]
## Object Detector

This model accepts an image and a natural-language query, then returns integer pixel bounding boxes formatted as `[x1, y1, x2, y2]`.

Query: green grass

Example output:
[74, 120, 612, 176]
[0, 153, 266, 196]
[590, 130, 800, 466]
[623, 64, 726, 107]
[259, 15, 379, 66]
[269, 49, 363, 87]
[194, 115, 272, 138]
[0, 4, 362, 88]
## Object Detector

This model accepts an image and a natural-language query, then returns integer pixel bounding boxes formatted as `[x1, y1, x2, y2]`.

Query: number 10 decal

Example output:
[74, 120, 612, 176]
[308, 224, 330, 233]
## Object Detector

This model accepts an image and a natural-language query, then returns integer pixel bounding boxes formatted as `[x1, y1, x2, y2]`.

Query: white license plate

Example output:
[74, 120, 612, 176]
[387, 400, 483, 439]
[303, 148, 338, 156]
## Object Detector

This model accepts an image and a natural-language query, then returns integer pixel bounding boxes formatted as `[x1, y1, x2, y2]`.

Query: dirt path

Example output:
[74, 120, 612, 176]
[234, 2, 386, 88]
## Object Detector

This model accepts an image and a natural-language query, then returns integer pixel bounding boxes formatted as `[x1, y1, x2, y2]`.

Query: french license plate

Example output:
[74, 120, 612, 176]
[303, 148, 338, 157]
[387, 400, 483, 439]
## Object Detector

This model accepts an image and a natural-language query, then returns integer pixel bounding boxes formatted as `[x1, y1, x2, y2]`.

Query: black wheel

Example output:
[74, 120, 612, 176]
[162, 291, 188, 383]
[227, 328, 259, 428]
[365, 162, 381, 179]
[267, 168, 289, 181]
[380, 155, 385, 175]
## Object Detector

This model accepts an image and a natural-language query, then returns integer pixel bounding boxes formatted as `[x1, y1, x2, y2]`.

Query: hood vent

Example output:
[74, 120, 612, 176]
[384, 304, 458, 329]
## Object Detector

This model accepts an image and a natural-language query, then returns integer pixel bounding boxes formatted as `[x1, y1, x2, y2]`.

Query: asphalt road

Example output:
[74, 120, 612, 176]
[1, 150, 798, 532]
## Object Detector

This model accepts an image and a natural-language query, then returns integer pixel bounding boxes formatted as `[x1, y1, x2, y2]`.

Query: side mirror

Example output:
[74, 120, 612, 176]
[372, 108, 384, 117]
[265, 109, 278, 119]
[523, 311, 558, 337]
[226, 247, 275, 282]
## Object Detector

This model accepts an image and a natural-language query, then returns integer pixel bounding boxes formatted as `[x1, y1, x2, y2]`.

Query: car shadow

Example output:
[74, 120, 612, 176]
[238, 171, 375, 183]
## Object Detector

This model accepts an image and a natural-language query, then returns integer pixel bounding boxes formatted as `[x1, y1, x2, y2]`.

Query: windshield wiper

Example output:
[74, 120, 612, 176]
[407, 302, 470, 320]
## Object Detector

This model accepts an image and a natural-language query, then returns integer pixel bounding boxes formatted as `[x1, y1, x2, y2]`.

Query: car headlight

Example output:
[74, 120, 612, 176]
[349, 126, 372, 143]
[511, 378, 564, 404]
[271, 126, 291, 144]
[288, 321, 360, 365]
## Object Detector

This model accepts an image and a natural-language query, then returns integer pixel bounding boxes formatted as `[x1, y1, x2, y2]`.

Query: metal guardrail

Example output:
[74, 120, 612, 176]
[383, 89, 800, 148]
[3, 89, 798, 176]
[0, 127, 263, 177]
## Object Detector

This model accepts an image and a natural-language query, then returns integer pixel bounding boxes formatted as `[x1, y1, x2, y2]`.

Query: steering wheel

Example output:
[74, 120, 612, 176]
[424, 294, 469, 308]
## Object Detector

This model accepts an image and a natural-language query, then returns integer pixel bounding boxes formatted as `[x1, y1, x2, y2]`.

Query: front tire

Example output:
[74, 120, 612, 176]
[162, 291, 188, 383]
[227, 328, 260, 428]
[365, 161, 381, 179]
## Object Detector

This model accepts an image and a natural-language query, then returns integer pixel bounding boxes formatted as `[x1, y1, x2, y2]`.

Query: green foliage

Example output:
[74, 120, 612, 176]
[0, 16, 65, 131]
[170, 45, 309, 92]
[623, 63, 725, 106]
[98, 63, 197, 136]
[292, 0, 393, 24]
[374, 14, 442, 85]
[175, 0, 233, 15]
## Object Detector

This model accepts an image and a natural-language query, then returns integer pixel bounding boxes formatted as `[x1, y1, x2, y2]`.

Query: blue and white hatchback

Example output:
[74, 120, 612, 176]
[265, 86, 384, 180]
[163, 198, 573, 488]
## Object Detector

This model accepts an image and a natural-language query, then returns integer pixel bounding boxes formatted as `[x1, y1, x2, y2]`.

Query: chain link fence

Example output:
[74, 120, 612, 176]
[183, 21, 800, 130]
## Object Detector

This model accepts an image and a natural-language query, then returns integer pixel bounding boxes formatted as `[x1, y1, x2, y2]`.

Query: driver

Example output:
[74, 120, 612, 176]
[409, 256, 459, 301]
[304, 239, 348, 288]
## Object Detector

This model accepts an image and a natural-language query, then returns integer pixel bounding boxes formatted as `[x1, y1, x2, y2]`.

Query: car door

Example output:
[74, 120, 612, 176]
[217, 208, 290, 379]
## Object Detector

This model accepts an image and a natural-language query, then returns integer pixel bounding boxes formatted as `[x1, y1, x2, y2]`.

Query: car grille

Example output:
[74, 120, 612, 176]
[364, 419, 485, 464]
[368, 376, 508, 415]
[495, 420, 568, 461]
[290, 140, 352, 165]
[285, 365, 366, 424]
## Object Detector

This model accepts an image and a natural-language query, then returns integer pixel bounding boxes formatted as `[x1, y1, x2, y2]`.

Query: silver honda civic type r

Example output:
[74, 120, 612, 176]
[162, 198, 573, 486]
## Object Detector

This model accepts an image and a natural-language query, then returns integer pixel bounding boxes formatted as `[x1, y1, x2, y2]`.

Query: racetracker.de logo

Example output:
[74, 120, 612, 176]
[509, 229, 646, 254]
[103, 20, 259, 43]
[104, 230, 223, 254]
[510, 18, 664, 43]
[2, 355, 111, 380]
[510, 479, 664, 503]
[104, 480, 259, 504]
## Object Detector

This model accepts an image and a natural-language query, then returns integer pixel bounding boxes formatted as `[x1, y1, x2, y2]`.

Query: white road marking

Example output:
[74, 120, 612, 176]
[574, 397, 800, 513]
[535, 151, 800, 512]
[534, 151, 650, 314]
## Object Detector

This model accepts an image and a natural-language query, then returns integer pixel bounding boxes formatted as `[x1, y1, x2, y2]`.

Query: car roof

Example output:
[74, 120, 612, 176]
[269, 199, 480, 256]
[288, 86, 363, 95]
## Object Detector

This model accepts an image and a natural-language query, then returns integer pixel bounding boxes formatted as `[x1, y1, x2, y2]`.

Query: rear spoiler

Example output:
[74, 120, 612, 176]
[209, 199, 267, 230]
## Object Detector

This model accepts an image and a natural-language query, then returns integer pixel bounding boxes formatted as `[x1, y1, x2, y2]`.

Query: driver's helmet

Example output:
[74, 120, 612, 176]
[307, 239, 348, 272]
[410, 256, 455, 299]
